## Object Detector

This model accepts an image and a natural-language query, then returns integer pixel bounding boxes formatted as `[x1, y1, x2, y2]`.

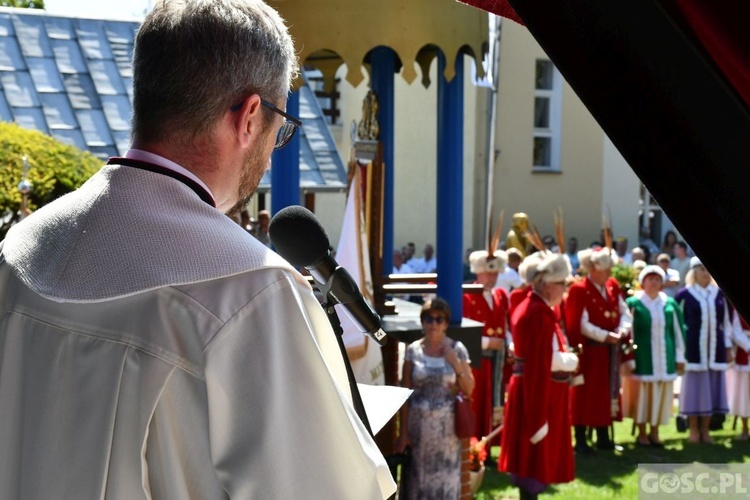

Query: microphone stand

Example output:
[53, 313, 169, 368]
[322, 301, 375, 437]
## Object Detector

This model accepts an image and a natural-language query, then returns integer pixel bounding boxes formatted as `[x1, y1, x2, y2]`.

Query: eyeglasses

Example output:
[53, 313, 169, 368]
[422, 315, 446, 325]
[230, 98, 301, 150]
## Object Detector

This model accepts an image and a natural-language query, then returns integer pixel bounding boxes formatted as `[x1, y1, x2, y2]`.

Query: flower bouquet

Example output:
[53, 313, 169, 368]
[468, 436, 487, 496]
[468, 437, 487, 472]
[611, 262, 640, 296]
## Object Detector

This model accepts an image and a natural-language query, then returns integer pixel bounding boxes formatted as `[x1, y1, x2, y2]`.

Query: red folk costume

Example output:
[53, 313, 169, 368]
[566, 275, 630, 426]
[500, 255, 577, 490]
[463, 286, 510, 439]
[509, 285, 531, 319]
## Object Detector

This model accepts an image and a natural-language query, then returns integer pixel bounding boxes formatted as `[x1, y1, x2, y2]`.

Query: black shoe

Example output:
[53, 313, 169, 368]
[648, 436, 665, 448]
[574, 442, 595, 455]
[597, 439, 615, 451]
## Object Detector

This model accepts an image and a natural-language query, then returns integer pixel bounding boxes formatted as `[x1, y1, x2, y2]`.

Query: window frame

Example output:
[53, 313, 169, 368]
[532, 59, 563, 172]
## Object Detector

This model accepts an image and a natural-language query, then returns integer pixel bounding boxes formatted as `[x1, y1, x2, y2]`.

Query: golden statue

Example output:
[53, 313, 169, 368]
[506, 212, 533, 257]
[357, 90, 379, 140]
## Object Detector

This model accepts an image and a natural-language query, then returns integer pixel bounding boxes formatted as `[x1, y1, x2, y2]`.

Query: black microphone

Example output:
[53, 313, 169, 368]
[269, 205, 388, 346]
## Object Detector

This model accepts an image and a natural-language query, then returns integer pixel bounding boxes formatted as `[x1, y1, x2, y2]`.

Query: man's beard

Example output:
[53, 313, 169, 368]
[226, 146, 268, 219]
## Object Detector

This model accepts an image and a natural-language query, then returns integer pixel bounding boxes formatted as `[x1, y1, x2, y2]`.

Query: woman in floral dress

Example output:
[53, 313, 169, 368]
[395, 297, 475, 499]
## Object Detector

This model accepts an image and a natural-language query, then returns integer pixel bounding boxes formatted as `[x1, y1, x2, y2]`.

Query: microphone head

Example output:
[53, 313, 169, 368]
[269, 205, 331, 267]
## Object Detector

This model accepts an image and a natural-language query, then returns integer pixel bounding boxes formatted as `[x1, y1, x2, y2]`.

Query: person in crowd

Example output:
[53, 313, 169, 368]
[463, 248, 511, 446]
[0, 1, 396, 498]
[499, 252, 578, 500]
[253, 209, 272, 247]
[391, 249, 416, 303]
[509, 251, 544, 317]
[660, 230, 678, 258]
[402, 242, 416, 264]
[615, 237, 631, 264]
[671, 241, 692, 287]
[630, 247, 647, 266]
[676, 257, 733, 444]
[239, 209, 257, 235]
[411, 243, 437, 273]
[566, 237, 580, 275]
[726, 305, 750, 440]
[542, 235, 557, 252]
[396, 297, 475, 500]
[566, 247, 632, 453]
[638, 227, 660, 263]
[463, 248, 477, 283]
[496, 247, 524, 292]
[655, 253, 681, 297]
[393, 248, 415, 274]
[622, 265, 686, 447]
[632, 259, 647, 276]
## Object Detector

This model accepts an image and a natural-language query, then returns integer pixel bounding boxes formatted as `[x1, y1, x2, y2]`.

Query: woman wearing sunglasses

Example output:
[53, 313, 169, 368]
[395, 297, 475, 499]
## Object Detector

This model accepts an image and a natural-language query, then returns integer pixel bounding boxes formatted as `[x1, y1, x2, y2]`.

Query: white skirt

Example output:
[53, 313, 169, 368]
[622, 377, 673, 426]
[726, 368, 750, 418]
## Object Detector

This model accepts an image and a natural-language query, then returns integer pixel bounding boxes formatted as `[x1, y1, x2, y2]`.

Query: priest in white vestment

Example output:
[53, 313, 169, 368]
[0, 1, 396, 498]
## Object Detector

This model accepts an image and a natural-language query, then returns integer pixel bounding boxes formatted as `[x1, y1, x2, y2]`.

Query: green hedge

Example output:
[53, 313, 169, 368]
[1, 122, 103, 239]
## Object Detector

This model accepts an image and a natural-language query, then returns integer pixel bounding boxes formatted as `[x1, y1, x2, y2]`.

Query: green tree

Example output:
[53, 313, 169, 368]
[1, 122, 102, 239]
[0, 0, 45, 8]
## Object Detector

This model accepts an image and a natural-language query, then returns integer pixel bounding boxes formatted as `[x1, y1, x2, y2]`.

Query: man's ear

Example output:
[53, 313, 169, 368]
[232, 95, 263, 148]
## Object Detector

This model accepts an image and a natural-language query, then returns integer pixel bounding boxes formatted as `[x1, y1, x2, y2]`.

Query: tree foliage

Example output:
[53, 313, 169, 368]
[0, 0, 45, 8]
[1, 122, 102, 239]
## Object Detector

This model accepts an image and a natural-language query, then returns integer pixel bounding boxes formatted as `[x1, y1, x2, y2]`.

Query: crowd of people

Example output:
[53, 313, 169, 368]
[392, 222, 750, 500]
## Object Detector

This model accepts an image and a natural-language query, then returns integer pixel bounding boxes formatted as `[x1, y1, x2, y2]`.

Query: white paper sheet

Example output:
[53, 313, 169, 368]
[357, 384, 413, 435]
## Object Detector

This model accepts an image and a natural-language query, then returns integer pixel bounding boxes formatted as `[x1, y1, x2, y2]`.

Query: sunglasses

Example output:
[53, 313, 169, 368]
[230, 98, 301, 150]
[422, 315, 446, 325]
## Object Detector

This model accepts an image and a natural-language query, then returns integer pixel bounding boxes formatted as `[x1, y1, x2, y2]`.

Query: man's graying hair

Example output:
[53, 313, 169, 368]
[131, 0, 299, 143]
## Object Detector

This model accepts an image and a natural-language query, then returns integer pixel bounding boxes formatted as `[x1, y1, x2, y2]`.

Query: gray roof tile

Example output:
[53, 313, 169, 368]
[62, 73, 101, 109]
[50, 128, 86, 150]
[100, 94, 131, 131]
[88, 145, 119, 159]
[104, 21, 137, 45]
[12, 14, 52, 58]
[52, 38, 87, 73]
[76, 108, 113, 146]
[87, 59, 126, 95]
[1, 71, 39, 106]
[39, 92, 77, 129]
[12, 106, 48, 134]
[27, 57, 65, 92]
[0, 36, 27, 71]
[75, 19, 112, 60]
[112, 130, 130, 155]
[0, 14, 15, 37]
[44, 16, 74, 40]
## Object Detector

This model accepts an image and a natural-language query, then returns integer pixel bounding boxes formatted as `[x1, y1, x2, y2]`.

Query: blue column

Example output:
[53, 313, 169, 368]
[436, 52, 464, 323]
[370, 47, 396, 275]
[271, 90, 300, 215]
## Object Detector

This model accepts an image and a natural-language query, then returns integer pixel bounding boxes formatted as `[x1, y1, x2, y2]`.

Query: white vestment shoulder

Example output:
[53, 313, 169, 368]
[0, 165, 395, 499]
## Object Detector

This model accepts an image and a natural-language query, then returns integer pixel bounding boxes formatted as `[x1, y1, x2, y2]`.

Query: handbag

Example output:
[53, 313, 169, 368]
[455, 391, 476, 439]
[385, 446, 411, 500]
